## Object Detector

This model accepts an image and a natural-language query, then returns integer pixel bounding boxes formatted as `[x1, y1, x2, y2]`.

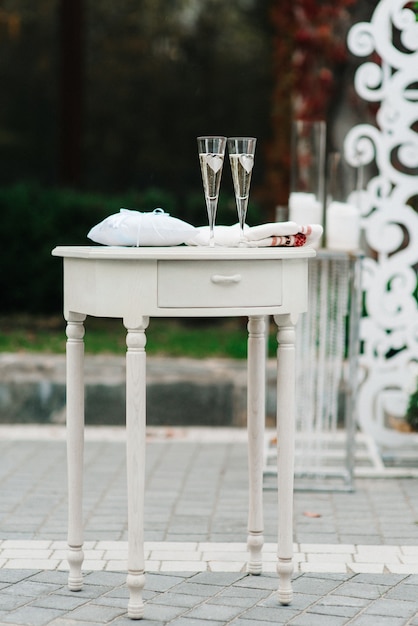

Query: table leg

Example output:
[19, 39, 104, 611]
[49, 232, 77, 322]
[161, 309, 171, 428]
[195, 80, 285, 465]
[65, 312, 86, 592]
[273, 313, 297, 605]
[246, 316, 265, 574]
[124, 317, 149, 620]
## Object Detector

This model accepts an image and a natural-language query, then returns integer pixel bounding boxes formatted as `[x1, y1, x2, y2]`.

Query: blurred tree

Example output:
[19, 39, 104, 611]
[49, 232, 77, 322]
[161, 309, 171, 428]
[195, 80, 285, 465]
[83, 0, 273, 204]
[262, 0, 295, 213]
[58, 0, 84, 186]
[0, 1, 364, 219]
[0, 1, 58, 184]
[0, 0, 273, 215]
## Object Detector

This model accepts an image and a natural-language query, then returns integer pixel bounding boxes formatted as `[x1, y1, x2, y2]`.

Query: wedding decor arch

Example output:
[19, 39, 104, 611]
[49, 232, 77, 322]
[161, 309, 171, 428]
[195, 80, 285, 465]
[344, 0, 418, 449]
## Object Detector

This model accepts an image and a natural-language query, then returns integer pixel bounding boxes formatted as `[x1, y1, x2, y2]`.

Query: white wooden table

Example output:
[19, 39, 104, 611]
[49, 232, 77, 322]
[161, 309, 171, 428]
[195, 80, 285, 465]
[52, 245, 315, 619]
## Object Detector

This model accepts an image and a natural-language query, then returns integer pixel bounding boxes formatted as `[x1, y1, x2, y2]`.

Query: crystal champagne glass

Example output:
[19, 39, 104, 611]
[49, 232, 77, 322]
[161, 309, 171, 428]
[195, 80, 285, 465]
[227, 137, 256, 245]
[197, 136, 227, 247]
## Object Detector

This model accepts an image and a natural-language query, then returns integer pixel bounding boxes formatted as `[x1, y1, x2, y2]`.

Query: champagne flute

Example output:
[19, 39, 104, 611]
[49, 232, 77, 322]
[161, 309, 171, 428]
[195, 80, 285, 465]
[227, 137, 256, 245]
[197, 135, 226, 247]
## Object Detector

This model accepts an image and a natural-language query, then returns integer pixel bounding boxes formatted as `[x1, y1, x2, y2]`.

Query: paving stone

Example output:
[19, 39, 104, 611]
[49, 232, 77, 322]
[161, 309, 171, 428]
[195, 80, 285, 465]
[297, 533, 341, 543]
[145, 573, 191, 592]
[29, 571, 70, 586]
[172, 582, 227, 597]
[0, 592, 32, 611]
[403, 574, 418, 585]
[260, 591, 317, 611]
[101, 585, 130, 599]
[82, 571, 126, 587]
[31, 593, 89, 611]
[167, 617, 225, 626]
[0, 570, 38, 584]
[189, 572, 246, 586]
[318, 594, 369, 608]
[214, 586, 270, 600]
[336, 581, 388, 600]
[231, 620, 294, 626]
[63, 602, 126, 622]
[112, 618, 162, 626]
[207, 594, 264, 609]
[148, 591, 208, 609]
[144, 602, 187, 621]
[62, 584, 115, 599]
[351, 573, 408, 585]
[287, 613, 350, 626]
[338, 535, 384, 544]
[385, 582, 418, 602]
[49, 617, 105, 626]
[94, 595, 134, 609]
[239, 605, 309, 624]
[363, 598, 418, 618]
[232, 574, 279, 591]
[184, 602, 244, 622]
[0, 605, 65, 625]
[348, 616, 408, 626]
[309, 603, 362, 618]
[292, 575, 347, 595]
[1, 580, 60, 598]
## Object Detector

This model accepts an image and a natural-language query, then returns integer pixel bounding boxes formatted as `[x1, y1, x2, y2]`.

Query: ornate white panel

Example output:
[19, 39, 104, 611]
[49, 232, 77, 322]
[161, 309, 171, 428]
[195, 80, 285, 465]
[345, 0, 418, 448]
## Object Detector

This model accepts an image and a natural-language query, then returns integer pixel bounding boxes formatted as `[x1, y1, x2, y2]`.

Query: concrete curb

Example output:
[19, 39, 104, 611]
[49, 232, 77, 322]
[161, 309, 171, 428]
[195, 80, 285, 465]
[0, 353, 277, 427]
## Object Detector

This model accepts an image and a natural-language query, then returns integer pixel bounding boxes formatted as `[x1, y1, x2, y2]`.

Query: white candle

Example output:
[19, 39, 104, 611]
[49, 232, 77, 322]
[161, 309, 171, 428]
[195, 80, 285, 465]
[289, 192, 323, 226]
[289, 192, 323, 248]
[326, 201, 360, 251]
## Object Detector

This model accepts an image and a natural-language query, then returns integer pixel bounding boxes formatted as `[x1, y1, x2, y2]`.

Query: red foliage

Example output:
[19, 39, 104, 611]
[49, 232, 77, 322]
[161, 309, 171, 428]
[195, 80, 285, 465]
[291, 0, 356, 120]
[263, 0, 356, 210]
[261, 1, 295, 211]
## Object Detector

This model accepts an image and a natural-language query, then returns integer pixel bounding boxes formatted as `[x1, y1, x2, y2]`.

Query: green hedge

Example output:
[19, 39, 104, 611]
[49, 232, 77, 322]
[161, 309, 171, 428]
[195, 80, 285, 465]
[406, 387, 418, 432]
[1, 183, 262, 314]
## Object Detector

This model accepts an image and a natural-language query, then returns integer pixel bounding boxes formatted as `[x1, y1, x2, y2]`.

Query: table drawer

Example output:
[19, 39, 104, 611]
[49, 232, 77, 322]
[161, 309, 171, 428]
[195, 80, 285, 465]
[157, 260, 282, 308]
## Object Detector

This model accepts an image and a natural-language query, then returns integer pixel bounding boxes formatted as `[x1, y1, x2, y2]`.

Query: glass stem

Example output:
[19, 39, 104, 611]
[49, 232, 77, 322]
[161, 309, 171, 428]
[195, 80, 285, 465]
[207, 197, 217, 248]
[237, 198, 248, 244]
[209, 226, 215, 248]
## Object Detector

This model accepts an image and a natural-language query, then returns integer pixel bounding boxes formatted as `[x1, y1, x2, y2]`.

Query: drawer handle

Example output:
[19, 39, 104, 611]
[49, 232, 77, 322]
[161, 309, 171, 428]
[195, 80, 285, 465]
[211, 273, 242, 284]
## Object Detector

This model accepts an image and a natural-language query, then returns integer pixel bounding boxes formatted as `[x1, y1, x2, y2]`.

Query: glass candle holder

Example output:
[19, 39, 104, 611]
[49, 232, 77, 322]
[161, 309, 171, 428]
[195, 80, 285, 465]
[288, 120, 326, 242]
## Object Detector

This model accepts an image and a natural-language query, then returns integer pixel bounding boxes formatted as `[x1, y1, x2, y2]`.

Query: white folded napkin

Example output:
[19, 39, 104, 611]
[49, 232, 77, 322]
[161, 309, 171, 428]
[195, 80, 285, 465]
[186, 222, 323, 248]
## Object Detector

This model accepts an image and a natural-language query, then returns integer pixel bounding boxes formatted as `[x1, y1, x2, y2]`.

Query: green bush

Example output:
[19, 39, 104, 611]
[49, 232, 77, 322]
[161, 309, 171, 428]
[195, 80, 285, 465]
[0, 182, 262, 314]
[406, 387, 418, 432]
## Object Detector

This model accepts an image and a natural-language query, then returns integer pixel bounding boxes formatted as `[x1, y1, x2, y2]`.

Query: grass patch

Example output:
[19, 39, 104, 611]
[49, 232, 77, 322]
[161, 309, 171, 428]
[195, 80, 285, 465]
[0, 315, 277, 359]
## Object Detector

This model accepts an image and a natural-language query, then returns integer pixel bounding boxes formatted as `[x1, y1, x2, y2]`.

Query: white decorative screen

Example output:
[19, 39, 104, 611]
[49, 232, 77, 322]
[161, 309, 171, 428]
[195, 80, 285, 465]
[344, 0, 418, 448]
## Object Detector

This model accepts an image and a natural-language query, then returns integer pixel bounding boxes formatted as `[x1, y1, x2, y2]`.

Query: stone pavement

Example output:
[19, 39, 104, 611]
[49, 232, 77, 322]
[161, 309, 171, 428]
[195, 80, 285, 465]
[0, 425, 418, 625]
[1, 569, 418, 626]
